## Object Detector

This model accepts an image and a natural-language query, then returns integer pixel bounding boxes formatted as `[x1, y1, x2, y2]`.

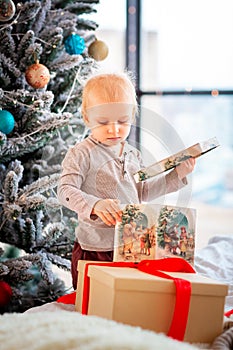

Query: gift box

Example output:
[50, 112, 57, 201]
[75, 259, 228, 344]
[75, 260, 109, 313]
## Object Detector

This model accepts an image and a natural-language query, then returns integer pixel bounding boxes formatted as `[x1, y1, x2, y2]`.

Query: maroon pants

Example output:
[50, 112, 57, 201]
[71, 241, 113, 290]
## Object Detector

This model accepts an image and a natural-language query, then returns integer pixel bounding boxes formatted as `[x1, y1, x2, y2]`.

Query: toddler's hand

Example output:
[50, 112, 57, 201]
[92, 199, 122, 226]
[175, 158, 196, 180]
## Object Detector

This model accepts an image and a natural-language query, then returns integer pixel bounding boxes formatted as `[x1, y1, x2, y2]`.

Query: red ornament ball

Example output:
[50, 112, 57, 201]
[25, 62, 50, 89]
[0, 281, 13, 307]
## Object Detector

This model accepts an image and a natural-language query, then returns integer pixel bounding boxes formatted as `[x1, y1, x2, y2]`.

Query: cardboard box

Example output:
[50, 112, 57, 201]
[75, 260, 109, 312]
[76, 262, 228, 343]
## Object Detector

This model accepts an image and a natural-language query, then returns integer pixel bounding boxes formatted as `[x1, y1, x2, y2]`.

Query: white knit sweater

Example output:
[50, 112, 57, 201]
[57, 136, 186, 251]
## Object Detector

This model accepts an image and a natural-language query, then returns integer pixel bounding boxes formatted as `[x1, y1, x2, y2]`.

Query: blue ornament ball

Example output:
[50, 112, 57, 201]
[64, 33, 86, 55]
[0, 110, 15, 134]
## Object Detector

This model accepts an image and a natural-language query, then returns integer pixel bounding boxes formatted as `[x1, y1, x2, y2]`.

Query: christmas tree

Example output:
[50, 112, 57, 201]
[0, 0, 106, 313]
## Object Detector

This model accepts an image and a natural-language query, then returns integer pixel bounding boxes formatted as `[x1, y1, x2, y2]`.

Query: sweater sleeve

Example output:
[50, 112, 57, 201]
[57, 146, 101, 220]
[142, 169, 187, 202]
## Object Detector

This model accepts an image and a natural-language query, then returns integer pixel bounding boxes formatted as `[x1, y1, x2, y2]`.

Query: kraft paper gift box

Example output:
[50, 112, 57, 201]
[75, 260, 110, 313]
[76, 260, 228, 344]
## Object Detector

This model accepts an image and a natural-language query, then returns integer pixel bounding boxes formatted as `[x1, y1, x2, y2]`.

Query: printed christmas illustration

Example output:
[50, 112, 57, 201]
[114, 204, 196, 265]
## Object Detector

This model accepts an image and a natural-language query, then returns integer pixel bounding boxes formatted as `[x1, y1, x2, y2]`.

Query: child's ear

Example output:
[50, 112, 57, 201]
[82, 111, 89, 125]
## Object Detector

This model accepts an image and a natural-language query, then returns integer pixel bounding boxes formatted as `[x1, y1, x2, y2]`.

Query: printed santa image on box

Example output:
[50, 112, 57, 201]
[114, 204, 196, 265]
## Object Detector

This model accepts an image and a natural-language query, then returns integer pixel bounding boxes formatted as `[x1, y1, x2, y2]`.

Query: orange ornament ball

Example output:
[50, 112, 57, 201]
[25, 62, 50, 89]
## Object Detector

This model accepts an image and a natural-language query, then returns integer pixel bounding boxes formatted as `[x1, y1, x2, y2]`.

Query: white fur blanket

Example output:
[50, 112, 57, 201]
[0, 309, 201, 350]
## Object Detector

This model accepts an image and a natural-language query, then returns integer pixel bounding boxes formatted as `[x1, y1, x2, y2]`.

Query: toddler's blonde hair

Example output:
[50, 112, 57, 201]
[81, 72, 138, 120]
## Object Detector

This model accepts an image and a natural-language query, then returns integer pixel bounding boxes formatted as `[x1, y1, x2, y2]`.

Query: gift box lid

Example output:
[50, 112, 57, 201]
[77, 260, 108, 272]
[88, 265, 228, 297]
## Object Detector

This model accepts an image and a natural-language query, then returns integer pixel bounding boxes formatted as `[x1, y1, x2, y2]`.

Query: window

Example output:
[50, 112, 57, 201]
[139, 0, 233, 210]
[141, 0, 233, 90]
[91, 0, 233, 214]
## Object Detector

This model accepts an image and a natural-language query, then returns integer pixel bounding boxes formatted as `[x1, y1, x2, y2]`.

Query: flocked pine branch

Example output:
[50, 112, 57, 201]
[31, 0, 52, 36]
[1, 27, 16, 61]
[50, 52, 84, 71]
[14, 1, 41, 30]
[0, 160, 75, 259]
[46, 252, 71, 270]
[0, 53, 21, 80]
[0, 252, 66, 312]
[2, 256, 34, 283]
[65, 2, 97, 16]
[0, 115, 72, 162]
[36, 251, 55, 284]
[19, 173, 60, 198]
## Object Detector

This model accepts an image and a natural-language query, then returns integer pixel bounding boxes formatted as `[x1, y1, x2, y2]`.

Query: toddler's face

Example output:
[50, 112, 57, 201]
[85, 96, 135, 146]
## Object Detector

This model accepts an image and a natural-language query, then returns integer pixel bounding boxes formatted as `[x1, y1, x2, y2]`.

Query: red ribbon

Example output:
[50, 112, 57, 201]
[225, 308, 233, 318]
[81, 258, 195, 341]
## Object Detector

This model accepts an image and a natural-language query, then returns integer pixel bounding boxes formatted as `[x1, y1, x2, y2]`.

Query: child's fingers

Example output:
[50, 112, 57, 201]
[109, 200, 122, 222]
[99, 199, 122, 223]
[184, 157, 196, 169]
[176, 157, 196, 179]
[97, 211, 116, 226]
[93, 199, 122, 226]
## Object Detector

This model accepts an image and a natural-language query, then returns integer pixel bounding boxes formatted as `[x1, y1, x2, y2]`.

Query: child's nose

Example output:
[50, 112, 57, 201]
[108, 122, 119, 134]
